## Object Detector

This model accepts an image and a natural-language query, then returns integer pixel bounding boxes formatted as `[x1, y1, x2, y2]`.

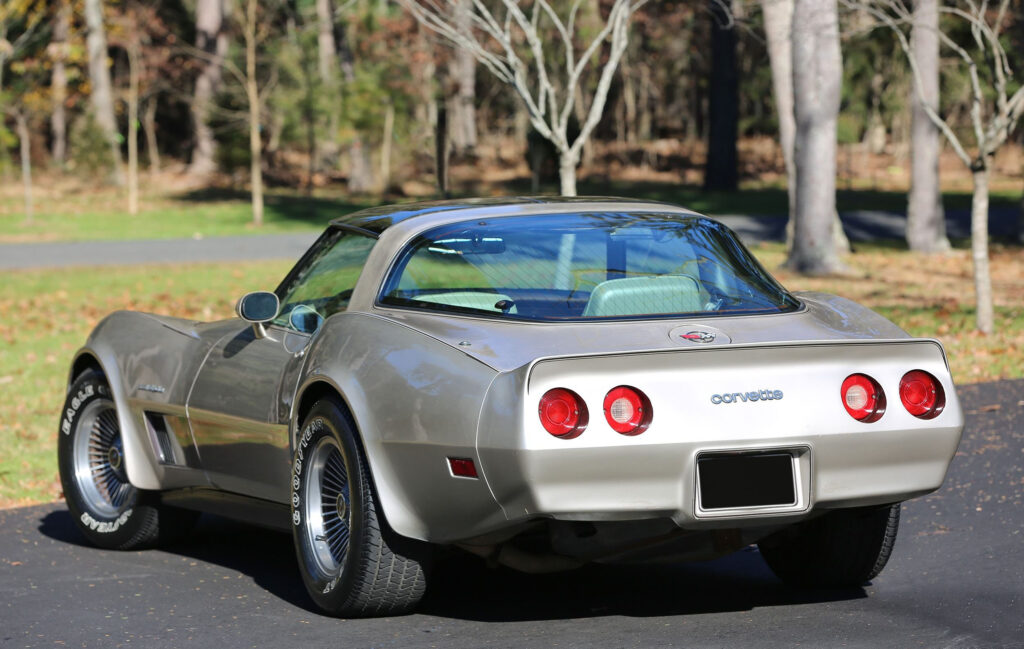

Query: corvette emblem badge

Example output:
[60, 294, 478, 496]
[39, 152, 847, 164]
[669, 324, 731, 346]
[679, 331, 716, 343]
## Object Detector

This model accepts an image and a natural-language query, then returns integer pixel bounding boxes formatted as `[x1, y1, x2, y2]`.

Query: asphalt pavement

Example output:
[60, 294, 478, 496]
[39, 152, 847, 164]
[1, 206, 1019, 270]
[1, 379, 1022, 648]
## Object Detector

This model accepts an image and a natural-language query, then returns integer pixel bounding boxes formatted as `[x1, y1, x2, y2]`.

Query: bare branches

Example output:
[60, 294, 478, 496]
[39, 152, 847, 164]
[841, 0, 1022, 167]
[398, 0, 646, 195]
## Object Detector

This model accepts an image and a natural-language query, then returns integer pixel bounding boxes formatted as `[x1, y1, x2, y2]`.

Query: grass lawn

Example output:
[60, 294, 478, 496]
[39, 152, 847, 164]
[0, 244, 1021, 508]
[0, 184, 375, 242]
[0, 260, 292, 508]
[2, 174, 1019, 243]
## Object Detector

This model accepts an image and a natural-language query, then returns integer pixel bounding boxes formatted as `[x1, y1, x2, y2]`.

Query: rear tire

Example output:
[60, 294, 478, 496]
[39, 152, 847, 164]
[57, 369, 196, 549]
[291, 399, 430, 617]
[759, 504, 900, 588]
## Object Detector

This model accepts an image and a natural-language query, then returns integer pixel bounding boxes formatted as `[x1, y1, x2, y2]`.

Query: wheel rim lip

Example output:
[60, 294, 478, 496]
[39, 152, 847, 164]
[302, 434, 352, 580]
[72, 399, 135, 518]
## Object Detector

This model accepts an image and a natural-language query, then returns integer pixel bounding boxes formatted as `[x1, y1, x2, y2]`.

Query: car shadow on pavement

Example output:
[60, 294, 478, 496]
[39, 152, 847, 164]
[418, 549, 867, 622]
[38, 508, 318, 613]
[39, 507, 866, 622]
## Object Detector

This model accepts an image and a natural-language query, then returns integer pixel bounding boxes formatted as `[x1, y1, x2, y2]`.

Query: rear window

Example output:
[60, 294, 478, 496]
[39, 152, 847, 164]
[379, 212, 800, 321]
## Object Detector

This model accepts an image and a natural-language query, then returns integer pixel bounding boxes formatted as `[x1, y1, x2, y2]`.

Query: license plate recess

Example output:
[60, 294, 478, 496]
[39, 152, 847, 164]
[697, 452, 796, 510]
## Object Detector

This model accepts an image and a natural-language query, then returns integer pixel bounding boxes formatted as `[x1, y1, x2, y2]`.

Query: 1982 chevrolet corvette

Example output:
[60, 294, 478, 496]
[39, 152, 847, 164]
[58, 197, 964, 617]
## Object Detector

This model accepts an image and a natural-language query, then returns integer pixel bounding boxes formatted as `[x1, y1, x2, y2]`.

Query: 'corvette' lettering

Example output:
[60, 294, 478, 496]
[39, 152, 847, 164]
[711, 390, 783, 404]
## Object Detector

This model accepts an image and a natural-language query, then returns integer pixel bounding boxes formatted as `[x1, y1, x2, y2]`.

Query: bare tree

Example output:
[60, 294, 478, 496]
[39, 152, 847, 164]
[705, 0, 738, 192]
[13, 108, 33, 222]
[905, 0, 949, 252]
[242, 0, 264, 225]
[188, 0, 228, 176]
[762, 0, 850, 260]
[126, 29, 141, 215]
[399, 0, 648, 196]
[847, 0, 1024, 333]
[84, 0, 125, 185]
[785, 0, 845, 274]
[49, 0, 70, 167]
[315, 0, 341, 164]
[318, 0, 374, 193]
[762, 0, 796, 223]
[448, 0, 477, 155]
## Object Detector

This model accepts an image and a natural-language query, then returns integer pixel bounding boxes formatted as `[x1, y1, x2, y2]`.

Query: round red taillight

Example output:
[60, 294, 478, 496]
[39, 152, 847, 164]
[841, 374, 885, 422]
[900, 370, 945, 419]
[539, 388, 588, 438]
[603, 386, 652, 435]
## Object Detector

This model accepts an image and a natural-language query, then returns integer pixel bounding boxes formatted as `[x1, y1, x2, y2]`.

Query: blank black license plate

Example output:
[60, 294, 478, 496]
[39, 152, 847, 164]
[698, 452, 795, 510]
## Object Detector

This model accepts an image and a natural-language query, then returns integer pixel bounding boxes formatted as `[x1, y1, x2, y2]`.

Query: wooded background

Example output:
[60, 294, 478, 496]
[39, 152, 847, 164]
[1, 0, 1022, 331]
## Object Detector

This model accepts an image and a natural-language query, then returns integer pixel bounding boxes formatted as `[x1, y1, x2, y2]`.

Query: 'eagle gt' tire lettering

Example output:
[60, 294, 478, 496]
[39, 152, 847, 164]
[57, 369, 196, 550]
[291, 399, 430, 616]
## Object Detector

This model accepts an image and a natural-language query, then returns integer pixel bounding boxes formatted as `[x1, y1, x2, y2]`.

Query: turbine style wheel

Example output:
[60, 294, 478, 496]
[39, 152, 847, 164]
[292, 399, 430, 617]
[57, 369, 196, 550]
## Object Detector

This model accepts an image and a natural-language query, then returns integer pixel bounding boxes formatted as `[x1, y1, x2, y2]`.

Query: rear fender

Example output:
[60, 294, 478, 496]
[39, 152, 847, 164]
[65, 311, 214, 491]
[293, 313, 505, 543]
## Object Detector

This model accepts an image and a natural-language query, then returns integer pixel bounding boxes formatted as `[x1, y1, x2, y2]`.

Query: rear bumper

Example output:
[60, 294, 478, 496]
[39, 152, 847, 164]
[477, 339, 964, 531]
[480, 421, 961, 529]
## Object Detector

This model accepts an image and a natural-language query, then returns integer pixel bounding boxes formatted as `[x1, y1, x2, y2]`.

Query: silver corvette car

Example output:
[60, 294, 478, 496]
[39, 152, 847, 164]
[58, 197, 964, 617]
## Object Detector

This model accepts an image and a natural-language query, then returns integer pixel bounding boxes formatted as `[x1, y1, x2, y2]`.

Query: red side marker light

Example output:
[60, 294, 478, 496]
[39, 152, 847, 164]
[447, 457, 478, 478]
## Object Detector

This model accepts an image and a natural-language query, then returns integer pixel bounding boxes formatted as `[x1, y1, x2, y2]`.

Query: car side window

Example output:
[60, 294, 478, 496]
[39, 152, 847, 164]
[273, 229, 376, 331]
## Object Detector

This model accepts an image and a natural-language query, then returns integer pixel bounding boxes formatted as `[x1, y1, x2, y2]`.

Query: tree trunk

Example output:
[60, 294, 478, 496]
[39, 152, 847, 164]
[449, 0, 477, 155]
[907, 0, 950, 253]
[334, 17, 374, 193]
[315, 0, 341, 163]
[971, 167, 994, 334]
[786, 0, 844, 275]
[559, 149, 578, 197]
[143, 98, 161, 175]
[50, 0, 70, 167]
[84, 0, 124, 186]
[189, 0, 228, 177]
[316, 0, 336, 81]
[435, 100, 449, 196]
[245, 0, 264, 227]
[127, 38, 140, 216]
[761, 0, 796, 222]
[16, 112, 33, 223]
[704, 0, 738, 191]
[1018, 182, 1023, 244]
[381, 101, 394, 192]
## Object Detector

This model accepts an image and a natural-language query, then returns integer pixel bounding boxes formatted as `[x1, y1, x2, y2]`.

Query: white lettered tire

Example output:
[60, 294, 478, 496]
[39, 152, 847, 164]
[291, 399, 431, 617]
[57, 369, 195, 549]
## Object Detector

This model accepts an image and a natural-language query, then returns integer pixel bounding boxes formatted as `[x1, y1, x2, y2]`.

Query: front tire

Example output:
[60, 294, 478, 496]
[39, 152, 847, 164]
[291, 399, 430, 617]
[758, 504, 900, 588]
[57, 369, 195, 549]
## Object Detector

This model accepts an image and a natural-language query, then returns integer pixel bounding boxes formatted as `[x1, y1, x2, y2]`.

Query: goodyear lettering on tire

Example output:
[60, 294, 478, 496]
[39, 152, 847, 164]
[80, 508, 133, 534]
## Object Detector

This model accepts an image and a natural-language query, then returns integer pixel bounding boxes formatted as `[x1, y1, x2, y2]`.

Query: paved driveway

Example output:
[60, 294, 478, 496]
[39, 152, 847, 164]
[1, 379, 1021, 648]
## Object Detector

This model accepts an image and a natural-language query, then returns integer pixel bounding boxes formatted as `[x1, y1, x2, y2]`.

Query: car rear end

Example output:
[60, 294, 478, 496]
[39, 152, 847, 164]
[476, 338, 963, 530]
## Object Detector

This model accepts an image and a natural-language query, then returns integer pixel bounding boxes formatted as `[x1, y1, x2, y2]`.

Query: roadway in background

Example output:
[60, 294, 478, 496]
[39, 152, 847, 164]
[1, 207, 1020, 269]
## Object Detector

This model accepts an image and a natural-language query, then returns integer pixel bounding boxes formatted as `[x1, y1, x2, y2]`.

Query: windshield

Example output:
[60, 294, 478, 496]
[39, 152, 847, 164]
[379, 212, 799, 321]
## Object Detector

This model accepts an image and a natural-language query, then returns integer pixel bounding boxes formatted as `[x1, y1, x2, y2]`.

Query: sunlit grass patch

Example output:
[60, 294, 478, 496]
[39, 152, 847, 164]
[0, 261, 291, 508]
[757, 242, 1024, 385]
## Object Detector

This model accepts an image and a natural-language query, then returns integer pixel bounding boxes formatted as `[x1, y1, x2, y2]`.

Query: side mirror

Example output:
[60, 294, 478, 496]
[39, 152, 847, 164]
[236, 291, 280, 338]
[288, 304, 324, 334]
